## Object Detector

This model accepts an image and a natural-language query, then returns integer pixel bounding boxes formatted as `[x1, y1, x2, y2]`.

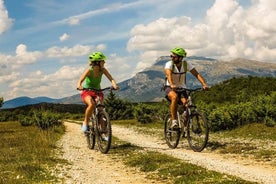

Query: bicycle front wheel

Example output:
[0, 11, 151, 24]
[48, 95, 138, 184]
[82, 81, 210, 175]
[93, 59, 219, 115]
[187, 111, 209, 152]
[96, 111, 112, 154]
[164, 113, 180, 149]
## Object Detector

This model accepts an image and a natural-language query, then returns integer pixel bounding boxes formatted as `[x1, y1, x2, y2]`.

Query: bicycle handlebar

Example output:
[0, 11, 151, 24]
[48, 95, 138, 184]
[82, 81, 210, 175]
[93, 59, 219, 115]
[174, 87, 203, 93]
[77, 86, 118, 92]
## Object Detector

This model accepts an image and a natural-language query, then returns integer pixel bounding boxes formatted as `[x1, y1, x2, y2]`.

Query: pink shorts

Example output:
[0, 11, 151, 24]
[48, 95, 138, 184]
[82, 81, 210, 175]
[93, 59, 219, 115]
[81, 90, 104, 103]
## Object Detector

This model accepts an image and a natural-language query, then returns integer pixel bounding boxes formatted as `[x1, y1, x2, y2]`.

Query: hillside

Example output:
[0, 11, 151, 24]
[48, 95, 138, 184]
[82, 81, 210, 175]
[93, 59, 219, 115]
[1, 96, 57, 109]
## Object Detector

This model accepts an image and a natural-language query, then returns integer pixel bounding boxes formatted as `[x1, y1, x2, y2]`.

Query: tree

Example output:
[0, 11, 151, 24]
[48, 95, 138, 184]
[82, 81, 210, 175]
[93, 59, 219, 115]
[0, 97, 3, 108]
[105, 91, 134, 120]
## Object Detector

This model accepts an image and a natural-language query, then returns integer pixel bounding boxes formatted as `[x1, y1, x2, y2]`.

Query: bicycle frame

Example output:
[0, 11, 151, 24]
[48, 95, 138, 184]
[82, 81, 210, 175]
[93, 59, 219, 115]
[175, 88, 200, 129]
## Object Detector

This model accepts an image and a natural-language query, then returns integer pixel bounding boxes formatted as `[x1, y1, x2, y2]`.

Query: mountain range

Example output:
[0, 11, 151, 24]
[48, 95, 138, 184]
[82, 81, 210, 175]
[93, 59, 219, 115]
[1, 56, 275, 109]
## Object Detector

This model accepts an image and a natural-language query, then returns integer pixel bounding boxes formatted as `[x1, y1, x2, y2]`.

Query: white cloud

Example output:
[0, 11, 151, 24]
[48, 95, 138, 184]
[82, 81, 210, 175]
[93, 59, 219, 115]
[0, 43, 110, 100]
[15, 44, 42, 65]
[59, 33, 70, 42]
[67, 17, 80, 25]
[105, 53, 133, 82]
[7, 65, 84, 99]
[45, 45, 92, 58]
[127, 0, 276, 73]
[0, 0, 13, 34]
[0, 44, 42, 78]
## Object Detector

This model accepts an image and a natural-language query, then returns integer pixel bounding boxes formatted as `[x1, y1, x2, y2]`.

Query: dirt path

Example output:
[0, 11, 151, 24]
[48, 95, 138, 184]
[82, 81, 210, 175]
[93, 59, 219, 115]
[56, 122, 159, 184]
[56, 122, 276, 184]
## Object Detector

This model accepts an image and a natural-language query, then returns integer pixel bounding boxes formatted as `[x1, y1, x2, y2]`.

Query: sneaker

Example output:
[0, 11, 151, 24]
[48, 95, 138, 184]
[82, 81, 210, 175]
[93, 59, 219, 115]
[82, 124, 88, 133]
[101, 134, 109, 141]
[171, 120, 179, 129]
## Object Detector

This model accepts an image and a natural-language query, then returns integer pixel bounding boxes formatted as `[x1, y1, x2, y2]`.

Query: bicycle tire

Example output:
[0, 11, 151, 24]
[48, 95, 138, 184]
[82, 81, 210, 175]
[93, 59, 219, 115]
[86, 125, 96, 149]
[164, 113, 180, 149]
[96, 111, 112, 154]
[187, 111, 209, 152]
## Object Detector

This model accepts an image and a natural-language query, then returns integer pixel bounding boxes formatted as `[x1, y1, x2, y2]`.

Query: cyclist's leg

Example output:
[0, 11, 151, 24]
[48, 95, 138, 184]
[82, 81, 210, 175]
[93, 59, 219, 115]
[82, 95, 96, 132]
[166, 88, 178, 127]
[180, 95, 189, 125]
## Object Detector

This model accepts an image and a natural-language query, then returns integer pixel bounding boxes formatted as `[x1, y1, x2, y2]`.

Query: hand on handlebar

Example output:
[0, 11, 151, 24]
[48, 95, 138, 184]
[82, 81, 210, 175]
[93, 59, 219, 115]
[112, 84, 119, 90]
[202, 85, 209, 91]
[77, 86, 83, 90]
[170, 84, 177, 90]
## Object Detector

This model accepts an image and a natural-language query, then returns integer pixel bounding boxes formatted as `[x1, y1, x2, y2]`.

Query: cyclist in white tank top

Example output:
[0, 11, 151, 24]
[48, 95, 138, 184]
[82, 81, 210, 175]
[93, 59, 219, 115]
[164, 47, 209, 128]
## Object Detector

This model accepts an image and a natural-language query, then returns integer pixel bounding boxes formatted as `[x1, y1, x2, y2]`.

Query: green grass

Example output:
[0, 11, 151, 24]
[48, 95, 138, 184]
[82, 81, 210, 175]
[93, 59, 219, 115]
[219, 123, 276, 141]
[209, 123, 276, 161]
[0, 121, 66, 184]
[110, 137, 256, 184]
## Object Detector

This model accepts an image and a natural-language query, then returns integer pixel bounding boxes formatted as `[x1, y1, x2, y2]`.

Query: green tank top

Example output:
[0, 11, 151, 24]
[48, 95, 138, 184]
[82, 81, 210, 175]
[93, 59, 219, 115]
[84, 67, 103, 89]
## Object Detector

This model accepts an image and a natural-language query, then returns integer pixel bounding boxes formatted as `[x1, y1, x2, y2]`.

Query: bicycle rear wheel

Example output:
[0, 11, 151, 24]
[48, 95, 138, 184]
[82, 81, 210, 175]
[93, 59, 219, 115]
[164, 113, 180, 149]
[96, 111, 112, 154]
[86, 125, 96, 149]
[187, 111, 209, 152]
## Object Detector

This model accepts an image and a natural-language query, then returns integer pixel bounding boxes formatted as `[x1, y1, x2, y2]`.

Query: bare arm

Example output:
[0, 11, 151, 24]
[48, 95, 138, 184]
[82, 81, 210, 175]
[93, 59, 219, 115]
[102, 68, 119, 89]
[77, 68, 90, 89]
[165, 68, 176, 88]
[190, 68, 208, 90]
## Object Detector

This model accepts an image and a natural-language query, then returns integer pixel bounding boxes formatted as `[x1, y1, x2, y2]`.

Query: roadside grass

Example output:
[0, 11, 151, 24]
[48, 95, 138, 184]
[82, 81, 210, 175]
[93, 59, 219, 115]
[215, 123, 276, 141]
[208, 123, 276, 163]
[110, 137, 256, 184]
[113, 119, 276, 166]
[0, 121, 66, 184]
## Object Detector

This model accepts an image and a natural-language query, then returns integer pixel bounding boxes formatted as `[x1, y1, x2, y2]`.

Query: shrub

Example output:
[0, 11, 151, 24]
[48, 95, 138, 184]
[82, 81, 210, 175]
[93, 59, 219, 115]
[133, 103, 156, 124]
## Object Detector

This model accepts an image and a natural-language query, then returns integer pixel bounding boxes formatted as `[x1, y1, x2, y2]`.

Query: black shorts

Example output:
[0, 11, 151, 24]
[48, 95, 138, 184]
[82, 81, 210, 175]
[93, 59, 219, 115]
[164, 86, 188, 98]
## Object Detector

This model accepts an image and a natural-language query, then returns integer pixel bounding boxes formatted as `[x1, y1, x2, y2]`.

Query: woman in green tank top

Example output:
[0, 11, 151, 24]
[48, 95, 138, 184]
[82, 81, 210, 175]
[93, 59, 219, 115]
[77, 52, 119, 132]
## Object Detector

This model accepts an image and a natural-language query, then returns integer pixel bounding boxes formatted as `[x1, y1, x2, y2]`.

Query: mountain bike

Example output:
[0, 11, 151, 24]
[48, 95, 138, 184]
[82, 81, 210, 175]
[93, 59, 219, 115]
[78, 87, 115, 154]
[164, 88, 209, 152]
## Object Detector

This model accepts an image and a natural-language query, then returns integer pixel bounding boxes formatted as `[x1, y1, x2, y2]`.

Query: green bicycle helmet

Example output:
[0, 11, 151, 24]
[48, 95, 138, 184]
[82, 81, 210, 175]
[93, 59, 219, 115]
[89, 52, 107, 62]
[171, 47, 187, 57]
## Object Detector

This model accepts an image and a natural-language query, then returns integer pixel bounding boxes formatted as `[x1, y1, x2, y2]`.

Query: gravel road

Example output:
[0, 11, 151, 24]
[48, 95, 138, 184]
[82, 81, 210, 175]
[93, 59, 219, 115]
[56, 122, 276, 184]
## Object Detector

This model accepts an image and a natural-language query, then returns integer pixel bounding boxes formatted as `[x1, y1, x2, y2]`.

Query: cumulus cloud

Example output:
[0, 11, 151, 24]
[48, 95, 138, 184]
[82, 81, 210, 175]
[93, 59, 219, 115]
[0, 0, 13, 34]
[45, 44, 91, 58]
[15, 44, 42, 64]
[7, 65, 84, 99]
[106, 53, 134, 81]
[0, 43, 108, 100]
[127, 0, 276, 73]
[59, 33, 70, 42]
[0, 44, 42, 79]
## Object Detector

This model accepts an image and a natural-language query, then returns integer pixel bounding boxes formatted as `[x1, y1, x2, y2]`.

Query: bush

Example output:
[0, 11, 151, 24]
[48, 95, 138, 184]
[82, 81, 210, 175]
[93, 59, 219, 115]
[18, 110, 62, 129]
[33, 111, 62, 129]
[18, 115, 35, 126]
[133, 103, 156, 124]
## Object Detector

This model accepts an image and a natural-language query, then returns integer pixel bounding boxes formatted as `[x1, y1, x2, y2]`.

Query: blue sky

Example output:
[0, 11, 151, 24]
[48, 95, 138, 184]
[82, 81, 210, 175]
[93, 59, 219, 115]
[0, 0, 275, 101]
